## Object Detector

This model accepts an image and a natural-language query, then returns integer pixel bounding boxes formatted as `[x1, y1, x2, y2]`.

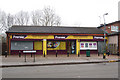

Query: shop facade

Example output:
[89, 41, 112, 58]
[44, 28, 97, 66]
[6, 26, 106, 55]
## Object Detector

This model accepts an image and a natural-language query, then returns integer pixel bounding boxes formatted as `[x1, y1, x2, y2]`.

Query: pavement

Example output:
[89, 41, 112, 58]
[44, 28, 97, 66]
[0, 54, 119, 68]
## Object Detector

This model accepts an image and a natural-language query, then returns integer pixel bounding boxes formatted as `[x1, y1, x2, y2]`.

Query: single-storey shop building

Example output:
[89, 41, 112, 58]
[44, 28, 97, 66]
[6, 26, 107, 55]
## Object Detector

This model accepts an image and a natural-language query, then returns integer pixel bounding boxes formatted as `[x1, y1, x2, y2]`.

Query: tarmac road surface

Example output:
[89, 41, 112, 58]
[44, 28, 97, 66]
[2, 62, 118, 78]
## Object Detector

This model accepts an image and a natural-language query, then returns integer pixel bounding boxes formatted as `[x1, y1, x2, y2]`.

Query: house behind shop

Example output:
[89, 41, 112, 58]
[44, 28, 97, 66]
[98, 20, 120, 54]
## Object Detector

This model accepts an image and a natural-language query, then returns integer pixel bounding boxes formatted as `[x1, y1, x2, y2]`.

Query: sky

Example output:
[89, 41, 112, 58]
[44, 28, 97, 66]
[0, 0, 119, 27]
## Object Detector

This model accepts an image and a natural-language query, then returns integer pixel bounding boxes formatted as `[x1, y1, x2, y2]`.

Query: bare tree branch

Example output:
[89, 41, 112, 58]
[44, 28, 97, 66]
[14, 11, 29, 25]
[0, 10, 7, 32]
[31, 6, 61, 26]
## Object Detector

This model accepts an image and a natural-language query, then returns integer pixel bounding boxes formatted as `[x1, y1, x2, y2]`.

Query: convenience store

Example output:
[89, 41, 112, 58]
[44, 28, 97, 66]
[6, 26, 107, 55]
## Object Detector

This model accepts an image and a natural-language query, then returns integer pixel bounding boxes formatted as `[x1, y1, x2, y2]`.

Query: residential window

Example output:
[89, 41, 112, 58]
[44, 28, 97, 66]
[111, 26, 118, 32]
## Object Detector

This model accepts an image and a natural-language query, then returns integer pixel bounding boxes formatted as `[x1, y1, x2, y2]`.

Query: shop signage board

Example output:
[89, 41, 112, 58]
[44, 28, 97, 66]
[94, 36, 104, 39]
[12, 35, 27, 39]
[25, 35, 54, 39]
[54, 35, 68, 39]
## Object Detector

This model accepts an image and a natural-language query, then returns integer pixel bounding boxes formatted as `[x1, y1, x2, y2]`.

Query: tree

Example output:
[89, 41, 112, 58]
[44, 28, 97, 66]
[14, 11, 29, 25]
[31, 7, 61, 26]
[0, 10, 7, 32]
[31, 10, 42, 25]
[7, 13, 14, 28]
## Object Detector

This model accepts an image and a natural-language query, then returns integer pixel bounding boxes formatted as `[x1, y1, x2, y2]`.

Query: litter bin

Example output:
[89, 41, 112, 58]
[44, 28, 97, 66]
[86, 49, 90, 57]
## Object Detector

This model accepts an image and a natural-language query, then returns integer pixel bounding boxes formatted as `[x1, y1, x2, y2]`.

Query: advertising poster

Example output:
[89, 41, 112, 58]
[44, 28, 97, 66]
[80, 42, 97, 50]
[93, 43, 97, 48]
[47, 42, 53, 48]
[80, 43, 84, 48]
[53, 42, 60, 48]
[47, 42, 60, 48]
[89, 43, 92, 48]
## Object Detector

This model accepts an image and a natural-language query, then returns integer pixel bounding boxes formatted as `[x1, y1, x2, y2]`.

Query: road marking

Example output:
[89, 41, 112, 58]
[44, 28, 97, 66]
[109, 60, 116, 62]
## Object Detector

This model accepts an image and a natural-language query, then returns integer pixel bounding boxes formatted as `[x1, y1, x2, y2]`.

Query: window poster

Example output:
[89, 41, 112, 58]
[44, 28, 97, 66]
[93, 43, 97, 48]
[47, 41, 60, 48]
[89, 43, 92, 48]
[80, 42, 97, 50]
[85, 43, 88, 48]
[47, 42, 53, 48]
[53, 42, 60, 48]
[80, 43, 84, 48]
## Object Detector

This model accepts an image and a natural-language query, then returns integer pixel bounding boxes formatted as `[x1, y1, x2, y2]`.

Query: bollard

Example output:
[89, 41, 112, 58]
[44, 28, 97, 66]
[98, 52, 100, 56]
[56, 50, 57, 57]
[103, 53, 106, 59]
[5, 51, 7, 58]
[19, 51, 21, 57]
[25, 53, 26, 62]
[67, 52, 69, 57]
[5, 54, 7, 57]
[31, 53, 32, 57]
[19, 53, 21, 57]
[5, 53, 7, 57]
[33, 53, 35, 62]
[78, 53, 79, 57]
[44, 51, 45, 57]
[107, 51, 110, 56]
[78, 51, 80, 57]
[117, 51, 119, 56]
[108, 52, 110, 56]
[78, 53, 80, 57]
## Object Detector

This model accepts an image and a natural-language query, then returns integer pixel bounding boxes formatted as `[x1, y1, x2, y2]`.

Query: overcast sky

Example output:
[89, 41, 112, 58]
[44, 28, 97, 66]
[0, 0, 119, 27]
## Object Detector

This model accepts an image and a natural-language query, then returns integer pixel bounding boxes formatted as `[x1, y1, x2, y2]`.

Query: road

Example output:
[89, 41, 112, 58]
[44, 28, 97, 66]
[2, 62, 118, 78]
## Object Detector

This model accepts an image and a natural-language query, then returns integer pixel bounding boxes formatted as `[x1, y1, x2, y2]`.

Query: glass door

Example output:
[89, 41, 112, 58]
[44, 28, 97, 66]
[71, 41, 76, 54]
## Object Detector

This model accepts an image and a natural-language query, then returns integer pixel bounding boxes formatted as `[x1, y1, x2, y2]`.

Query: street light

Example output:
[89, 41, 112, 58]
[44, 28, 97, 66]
[103, 13, 108, 59]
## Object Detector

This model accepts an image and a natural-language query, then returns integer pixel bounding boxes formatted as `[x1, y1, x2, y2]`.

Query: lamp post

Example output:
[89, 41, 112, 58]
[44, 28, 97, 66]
[103, 13, 108, 59]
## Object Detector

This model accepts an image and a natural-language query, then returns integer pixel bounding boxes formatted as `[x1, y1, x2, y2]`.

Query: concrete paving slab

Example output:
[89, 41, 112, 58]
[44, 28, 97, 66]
[0, 54, 119, 67]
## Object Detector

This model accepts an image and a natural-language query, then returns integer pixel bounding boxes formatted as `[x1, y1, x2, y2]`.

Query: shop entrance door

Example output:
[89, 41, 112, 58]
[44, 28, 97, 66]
[67, 41, 76, 54]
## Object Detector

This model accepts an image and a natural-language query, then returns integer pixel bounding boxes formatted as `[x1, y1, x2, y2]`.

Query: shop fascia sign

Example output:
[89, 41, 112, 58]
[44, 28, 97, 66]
[12, 35, 27, 39]
[94, 36, 104, 39]
[54, 35, 68, 39]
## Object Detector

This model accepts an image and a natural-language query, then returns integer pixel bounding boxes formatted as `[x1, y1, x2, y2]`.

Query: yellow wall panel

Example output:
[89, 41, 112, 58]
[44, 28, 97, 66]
[25, 35, 54, 39]
[76, 39, 80, 55]
[34, 41, 42, 50]
[66, 35, 93, 39]
[60, 42, 66, 50]
[43, 39, 47, 55]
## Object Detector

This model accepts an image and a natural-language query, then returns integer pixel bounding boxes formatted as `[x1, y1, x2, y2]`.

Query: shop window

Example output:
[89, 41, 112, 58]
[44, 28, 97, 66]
[80, 42, 97, 50]
[11, 41, 33, 50]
